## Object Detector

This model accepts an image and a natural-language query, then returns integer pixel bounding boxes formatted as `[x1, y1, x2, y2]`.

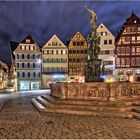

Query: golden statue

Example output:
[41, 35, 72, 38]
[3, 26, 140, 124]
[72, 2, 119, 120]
[85, 5, 97, 31]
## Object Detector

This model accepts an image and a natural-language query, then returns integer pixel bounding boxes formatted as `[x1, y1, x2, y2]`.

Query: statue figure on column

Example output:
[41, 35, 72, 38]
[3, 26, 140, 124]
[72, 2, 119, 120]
[85, 5, 97, 32]
[85, 5, 102, 82]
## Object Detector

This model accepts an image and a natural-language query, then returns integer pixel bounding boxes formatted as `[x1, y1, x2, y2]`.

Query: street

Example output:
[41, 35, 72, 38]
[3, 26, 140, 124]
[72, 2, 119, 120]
[0, 90, 140, 139]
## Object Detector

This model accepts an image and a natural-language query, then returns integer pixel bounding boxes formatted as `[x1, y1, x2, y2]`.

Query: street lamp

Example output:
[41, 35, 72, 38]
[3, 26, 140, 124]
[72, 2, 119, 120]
[37, 59, 41, 64]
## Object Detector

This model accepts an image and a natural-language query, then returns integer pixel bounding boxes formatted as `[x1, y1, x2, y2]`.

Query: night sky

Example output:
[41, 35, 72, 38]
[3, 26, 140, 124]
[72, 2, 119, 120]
[0, 1, 140, 65]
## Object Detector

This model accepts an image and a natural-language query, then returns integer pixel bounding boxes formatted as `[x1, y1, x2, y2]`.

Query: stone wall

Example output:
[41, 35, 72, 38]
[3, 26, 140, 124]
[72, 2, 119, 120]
[50, 82, 140, 101]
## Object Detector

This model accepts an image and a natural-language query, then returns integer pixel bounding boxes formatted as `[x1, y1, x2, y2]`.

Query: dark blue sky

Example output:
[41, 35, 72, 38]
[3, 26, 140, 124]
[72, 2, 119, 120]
[0, 1, 140, 65]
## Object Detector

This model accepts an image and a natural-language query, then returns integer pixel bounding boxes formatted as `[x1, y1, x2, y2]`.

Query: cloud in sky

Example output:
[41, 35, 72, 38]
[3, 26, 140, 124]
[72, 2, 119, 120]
[0, 1, 140, 64]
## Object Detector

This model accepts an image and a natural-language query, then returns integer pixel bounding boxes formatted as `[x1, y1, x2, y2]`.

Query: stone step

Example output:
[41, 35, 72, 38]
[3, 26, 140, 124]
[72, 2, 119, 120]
[133, 112, 140, 120]
[132, 106, 140, 113]
[36, 96, 132, 113]
[31, 98, 46, 112]
[41, 95, 133, 107]
[32, 96, 133, 118]
[42, 106, 133, 119]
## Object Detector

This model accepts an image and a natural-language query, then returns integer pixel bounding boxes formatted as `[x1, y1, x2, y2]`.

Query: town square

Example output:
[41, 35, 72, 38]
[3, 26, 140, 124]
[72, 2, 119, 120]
[0, 1, 140, 139]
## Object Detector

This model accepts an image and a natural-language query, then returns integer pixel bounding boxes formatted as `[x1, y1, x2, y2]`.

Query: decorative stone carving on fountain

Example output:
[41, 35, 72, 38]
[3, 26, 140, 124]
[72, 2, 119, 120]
[110, 82, 140, 100]
[50, 82, 140, 101]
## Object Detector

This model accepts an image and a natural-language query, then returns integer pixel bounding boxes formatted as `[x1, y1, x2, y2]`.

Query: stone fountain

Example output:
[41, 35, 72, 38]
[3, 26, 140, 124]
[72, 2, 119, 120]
[85, 6, 102, 82]
[31, 7, 140, 119]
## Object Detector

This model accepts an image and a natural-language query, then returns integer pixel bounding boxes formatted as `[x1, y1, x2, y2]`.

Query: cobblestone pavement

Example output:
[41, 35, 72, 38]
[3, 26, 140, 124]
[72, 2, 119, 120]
[0, 94, 140, 139]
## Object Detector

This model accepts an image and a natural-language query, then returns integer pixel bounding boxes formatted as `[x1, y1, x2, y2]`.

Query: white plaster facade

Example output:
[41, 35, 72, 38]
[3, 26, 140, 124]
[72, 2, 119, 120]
[13, 35, 41, 91]
[97, 23, 115, 82]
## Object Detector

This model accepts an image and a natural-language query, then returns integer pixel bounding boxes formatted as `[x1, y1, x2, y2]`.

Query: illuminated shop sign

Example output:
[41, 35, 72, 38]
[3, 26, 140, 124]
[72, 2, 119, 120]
[53, 74, 65, 79]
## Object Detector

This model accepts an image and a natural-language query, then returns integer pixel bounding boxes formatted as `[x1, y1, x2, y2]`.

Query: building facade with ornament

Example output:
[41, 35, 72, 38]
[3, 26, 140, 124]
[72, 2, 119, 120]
[115, 12, 140, 82]
[68, 31, 88, 82]
[97, 23, 115, 82]
[12, 35, 42, 91]
[42, 35, 68, 88]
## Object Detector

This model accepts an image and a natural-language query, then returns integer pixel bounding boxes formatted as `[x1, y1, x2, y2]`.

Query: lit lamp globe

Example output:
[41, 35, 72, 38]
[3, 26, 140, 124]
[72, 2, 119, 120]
[37, 59, 41, 64]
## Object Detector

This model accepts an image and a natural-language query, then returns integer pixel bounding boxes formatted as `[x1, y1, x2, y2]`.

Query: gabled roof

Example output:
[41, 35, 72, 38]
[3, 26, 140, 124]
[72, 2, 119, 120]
[10, 41, 19, 60]
[115, 11, 140, 42]
[43, 34, 67, 49]
[21, 34, 35, 44]
[70, 31, 86, 41]
[97, 23, 114, 37]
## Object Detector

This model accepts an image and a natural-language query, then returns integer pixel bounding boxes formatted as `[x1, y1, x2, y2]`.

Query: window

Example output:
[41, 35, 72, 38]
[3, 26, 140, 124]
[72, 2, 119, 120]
[33, 54, 35, 59]
[132, 47, 136, 54]
[118, 70, 124, 75]
[125, 47, 130, 54]
[28, 72, 30, 77]
[27, 54, 30, 59]
[137, 36, 140, 41]
[22, 72, 25, 77]
[31, 46, 34, 50]
[104, 40, 107, 44]
[26, 39, 30, 43]
[17, 72, 20, 78]
[103, 32, 107, 36]
[121, 58, 125, 66]
[49, 50, 53, 54]
[27, 63, 30, 68]
[125, 58, 130, 66]
[33, 72, 36, 77]
[109, 40, 112, 44]
[136, 57, 140, 66]
[61, 50, 63, 54]
[73, 50, 76, 54]
[121, 47, 125, 54]
[125, 36, 131, 42]
[126, 70, 133, 75]
[17, 54, 19, 59]
[52, 42, 57, 46]
[105, 50, 110, 54]
[131, 58, 135, 66]
[132, 36, 135, 41]
[56, 50, 58, 54]
[22, 63, 24, 68]
[22, 54, 24, 59]
[116, 58, 120, 67]
[66, 51, 67, 54]
[73, 42, 76, 46]
[33, 63, 35, 68]
[103, 61, 113, 65]
[136, 47, 140, 53]
[77, 42, 80, 46]
[17, 63, 19, 68]
[81, 42, 84, 46]
[26, 46, 30, 50]
[22, 45, 25, 50]
[135, 70, 140, 75]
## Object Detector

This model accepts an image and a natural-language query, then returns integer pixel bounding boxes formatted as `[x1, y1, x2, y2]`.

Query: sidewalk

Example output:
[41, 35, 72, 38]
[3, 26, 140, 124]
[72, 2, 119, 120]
[0, 89, 14, 93]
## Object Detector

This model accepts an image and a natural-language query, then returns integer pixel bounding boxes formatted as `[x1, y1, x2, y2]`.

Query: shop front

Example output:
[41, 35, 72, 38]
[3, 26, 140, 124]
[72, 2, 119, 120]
[18, 81, 40, 91]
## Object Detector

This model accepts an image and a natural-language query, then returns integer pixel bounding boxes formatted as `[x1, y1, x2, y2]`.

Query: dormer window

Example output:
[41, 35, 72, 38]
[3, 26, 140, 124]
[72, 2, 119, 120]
[26, 39, 31, 43]
[52, 42, 57, 46]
